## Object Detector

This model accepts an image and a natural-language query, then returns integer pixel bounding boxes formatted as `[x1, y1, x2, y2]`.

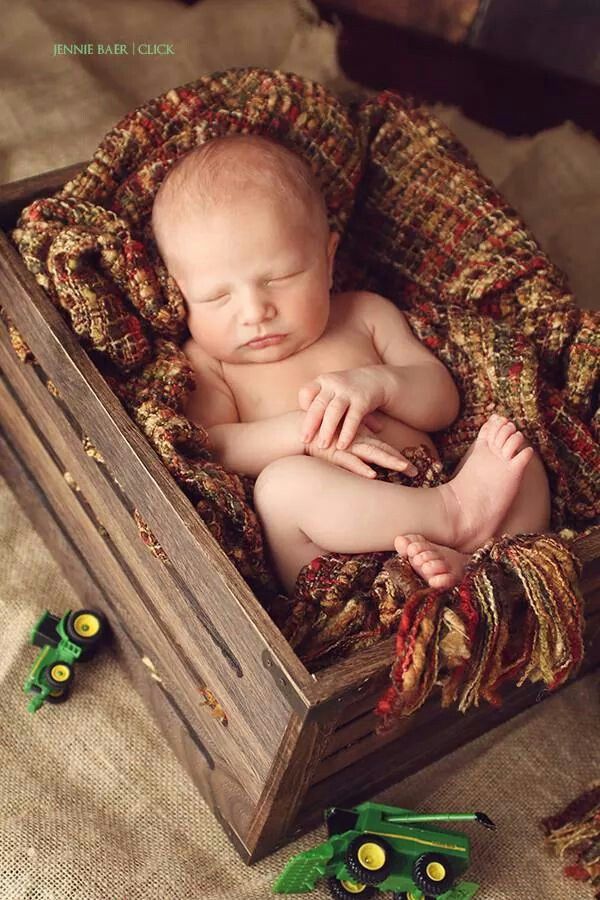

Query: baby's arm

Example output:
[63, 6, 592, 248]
[360, 291, 460, 431]
[183, 338, 307, 477]
[208, 412, 307, 477]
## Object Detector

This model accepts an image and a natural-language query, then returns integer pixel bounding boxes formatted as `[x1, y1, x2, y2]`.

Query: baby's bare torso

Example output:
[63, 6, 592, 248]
[218, 292, 439, 459]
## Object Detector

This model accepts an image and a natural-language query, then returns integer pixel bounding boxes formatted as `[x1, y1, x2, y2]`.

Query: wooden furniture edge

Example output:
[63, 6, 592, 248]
[0, 161, 90, 229]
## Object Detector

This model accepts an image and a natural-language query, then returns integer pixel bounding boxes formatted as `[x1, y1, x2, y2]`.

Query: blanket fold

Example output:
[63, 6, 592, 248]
[6, 67, 599, 725]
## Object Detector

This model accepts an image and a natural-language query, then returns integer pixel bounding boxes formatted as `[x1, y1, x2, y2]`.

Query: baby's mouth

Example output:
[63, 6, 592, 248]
[245, 334, 287, 347]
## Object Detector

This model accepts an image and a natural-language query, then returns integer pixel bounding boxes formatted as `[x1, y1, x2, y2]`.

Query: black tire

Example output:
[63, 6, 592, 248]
[345, 834, 393, 885]
[43, 661, 74, 690]
[327, 876, 376, 899]
[46, 686, 71, 704]
[412, 853, 454, 896]
[65, 608, 107, 657]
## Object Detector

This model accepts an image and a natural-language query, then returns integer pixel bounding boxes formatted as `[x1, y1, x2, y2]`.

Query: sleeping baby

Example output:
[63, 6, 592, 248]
[151, 133, 551, 596]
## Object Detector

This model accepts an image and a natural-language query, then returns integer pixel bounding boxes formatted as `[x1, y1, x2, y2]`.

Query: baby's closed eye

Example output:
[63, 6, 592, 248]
[266, 270, 303, 285]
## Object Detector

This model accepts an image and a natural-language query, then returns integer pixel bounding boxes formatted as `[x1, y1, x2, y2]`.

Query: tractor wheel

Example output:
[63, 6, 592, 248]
[412, 853, 454, 896]
[345, 834, 393, 885]
[65, 609, 107, 658]
[44, 662, 74, 690]
[327, 876, 376, 898]
[46, 686, 71, 704]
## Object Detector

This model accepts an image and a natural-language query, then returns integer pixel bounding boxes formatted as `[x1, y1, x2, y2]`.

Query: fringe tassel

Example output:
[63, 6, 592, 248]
[375, 531, 586, 731]
[541, 783, 600, 898]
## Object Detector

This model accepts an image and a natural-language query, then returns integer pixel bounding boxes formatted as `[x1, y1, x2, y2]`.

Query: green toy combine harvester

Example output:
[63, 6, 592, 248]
[273, 801, 496, 899]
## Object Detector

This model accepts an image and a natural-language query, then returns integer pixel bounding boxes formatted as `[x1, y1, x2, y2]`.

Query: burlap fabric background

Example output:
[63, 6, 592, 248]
[2, 484, 598, 898]
[1, 1, 598, 897]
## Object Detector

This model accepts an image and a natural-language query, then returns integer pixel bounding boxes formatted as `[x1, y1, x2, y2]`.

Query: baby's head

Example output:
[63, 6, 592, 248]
[151, 133, 340, 364]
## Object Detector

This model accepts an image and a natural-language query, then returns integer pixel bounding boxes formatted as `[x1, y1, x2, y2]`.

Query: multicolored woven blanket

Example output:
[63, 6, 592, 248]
[8, 67, 599, 728]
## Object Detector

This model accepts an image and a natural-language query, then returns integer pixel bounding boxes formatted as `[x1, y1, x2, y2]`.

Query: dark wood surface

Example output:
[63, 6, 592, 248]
[317, 2, 600, 139]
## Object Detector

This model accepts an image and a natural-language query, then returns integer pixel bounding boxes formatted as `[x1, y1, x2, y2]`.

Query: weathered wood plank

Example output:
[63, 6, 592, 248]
[0, 322, 292, 788]
[301, 617, 600, 825]
[0, 228, 313, 726]
[0, 370, 261, 843]
[0, 162, 88, 229]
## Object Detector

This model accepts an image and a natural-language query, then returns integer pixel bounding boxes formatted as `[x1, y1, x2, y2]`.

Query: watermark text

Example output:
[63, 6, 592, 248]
[53, 43, 175, 56]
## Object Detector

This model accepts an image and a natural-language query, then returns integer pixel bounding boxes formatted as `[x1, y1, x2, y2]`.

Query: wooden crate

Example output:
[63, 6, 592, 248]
[1, 164, 599, 863]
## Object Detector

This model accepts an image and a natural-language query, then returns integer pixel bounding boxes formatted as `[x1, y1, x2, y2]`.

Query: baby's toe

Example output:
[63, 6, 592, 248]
[406, 537, 430, 558]
[485, 414, 507, 445]
[429, 572, 460, 589]
[394, 535, 411, 556]
[495, 420, 516, 450]
[412, 548, 439, 566]
[502, 430, 526, 459]
[422, 558, 448, 576]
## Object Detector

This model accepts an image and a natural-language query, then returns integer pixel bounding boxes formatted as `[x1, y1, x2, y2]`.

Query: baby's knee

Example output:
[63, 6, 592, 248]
[253, 455, 311, 504]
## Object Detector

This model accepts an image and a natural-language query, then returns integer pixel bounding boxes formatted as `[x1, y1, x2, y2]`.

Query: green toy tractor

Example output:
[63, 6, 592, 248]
[273, 801, 496, 899]
[23, 608, 108, 712]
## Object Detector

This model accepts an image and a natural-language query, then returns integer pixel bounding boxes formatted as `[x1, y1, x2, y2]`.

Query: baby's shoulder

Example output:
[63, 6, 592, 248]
[330, 289, 385, 335]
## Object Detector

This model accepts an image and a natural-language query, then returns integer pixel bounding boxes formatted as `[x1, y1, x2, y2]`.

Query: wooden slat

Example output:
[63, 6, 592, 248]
[0, 416, 258, 861]
[247, 710, 338, 862]
[0, 370, 265, 834]
[0, 161, 88, 230]
[0, 421, 103, 612]
[0, 321, 284, 789]
[315, 608, 600, 784]
[300, 618, 600, 827]
[0, 228, 314, 723]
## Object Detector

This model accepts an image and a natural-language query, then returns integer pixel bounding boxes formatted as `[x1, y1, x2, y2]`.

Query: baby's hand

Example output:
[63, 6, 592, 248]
[298, 367, 388, 450]
[304, 423, 418, 479]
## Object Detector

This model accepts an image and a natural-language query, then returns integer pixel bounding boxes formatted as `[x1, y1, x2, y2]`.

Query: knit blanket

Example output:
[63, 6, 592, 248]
[541, 783, 600, 897]
[7, 67, 599, 728]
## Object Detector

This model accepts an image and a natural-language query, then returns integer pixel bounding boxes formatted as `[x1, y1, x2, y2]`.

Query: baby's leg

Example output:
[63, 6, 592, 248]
[254, 414, 531, 594]
[396, 417, 551, 589]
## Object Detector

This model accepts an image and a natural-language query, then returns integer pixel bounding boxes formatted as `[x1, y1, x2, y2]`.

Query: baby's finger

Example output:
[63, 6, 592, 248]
[317, 396, 349, 448]
[334, 449, 376, 478]
[354, 443, 418, 476]
[336, 407, 367, 450]
[301, 396, 329, 443]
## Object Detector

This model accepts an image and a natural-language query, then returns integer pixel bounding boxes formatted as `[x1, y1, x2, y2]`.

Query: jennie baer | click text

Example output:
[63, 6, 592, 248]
[53, 43, 175, 55]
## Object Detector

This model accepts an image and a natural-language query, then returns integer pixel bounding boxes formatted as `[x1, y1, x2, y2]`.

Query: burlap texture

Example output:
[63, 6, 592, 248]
[2, 1, 599, 897]
[2, 478, 598, 898]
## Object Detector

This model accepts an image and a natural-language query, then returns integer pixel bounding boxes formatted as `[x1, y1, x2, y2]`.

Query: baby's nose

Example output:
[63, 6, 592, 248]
[240, 288, 274, 318]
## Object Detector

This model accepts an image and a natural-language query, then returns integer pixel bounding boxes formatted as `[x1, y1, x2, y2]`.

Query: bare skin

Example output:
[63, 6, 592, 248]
[394, 418, 548, 589]
[254, 413, 537, 596]
[393, 536, 472, 590]
[154, 146, 551, 596]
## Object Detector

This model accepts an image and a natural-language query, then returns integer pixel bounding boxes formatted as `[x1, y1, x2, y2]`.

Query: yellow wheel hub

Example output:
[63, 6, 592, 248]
[426, 861, 446, 882]
[357, 841, 386, 870]
[50, 664, 70, 683]
[72, 612, 100, 638]
[339, 881, 366, 894]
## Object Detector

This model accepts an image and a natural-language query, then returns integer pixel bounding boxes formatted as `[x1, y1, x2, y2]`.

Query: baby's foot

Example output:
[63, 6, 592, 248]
[438, 414, 533, 553]
[394, 533, 470, 589]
